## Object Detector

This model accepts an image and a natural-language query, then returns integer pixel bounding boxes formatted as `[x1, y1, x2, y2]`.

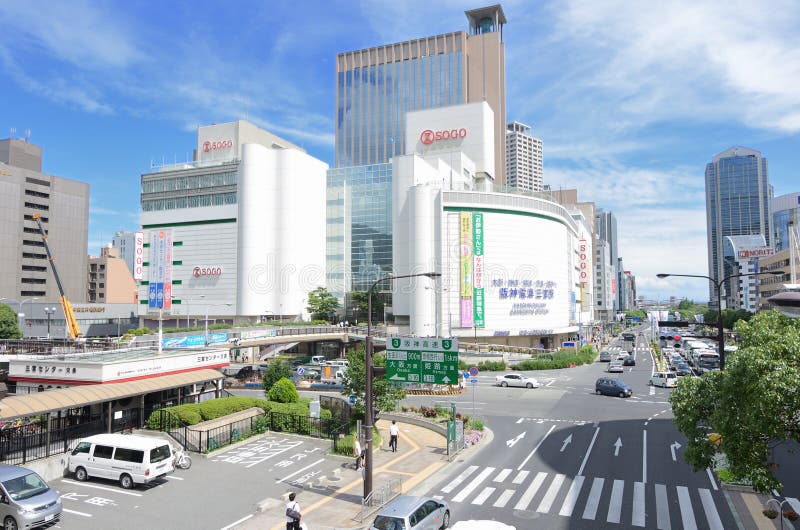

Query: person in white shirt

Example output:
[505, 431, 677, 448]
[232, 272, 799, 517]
[285, 492, 301, 530]
[354, 438, 363, 470]
[389, 420, 399, 452]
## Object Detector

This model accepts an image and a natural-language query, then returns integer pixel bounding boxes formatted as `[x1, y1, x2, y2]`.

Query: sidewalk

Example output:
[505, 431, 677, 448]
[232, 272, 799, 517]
[234, 418, 473, 530]
[723, 486, 797, 530]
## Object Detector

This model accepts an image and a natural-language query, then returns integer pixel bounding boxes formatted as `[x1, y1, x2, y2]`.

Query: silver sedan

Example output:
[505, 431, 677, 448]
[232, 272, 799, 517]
[495, 373, 540, 388]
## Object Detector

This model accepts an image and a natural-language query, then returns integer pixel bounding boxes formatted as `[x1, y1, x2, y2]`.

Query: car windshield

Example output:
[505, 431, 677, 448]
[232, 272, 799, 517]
[372, 515, 406, 530]
[699, 357, 720, 369]
[1, 472, 49, 501]
[150, 444, 172, 463]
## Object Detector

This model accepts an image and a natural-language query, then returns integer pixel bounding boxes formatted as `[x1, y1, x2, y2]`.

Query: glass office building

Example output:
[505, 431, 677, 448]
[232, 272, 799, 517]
[705, 146, 773, 308]
[326, 163, 393, 300]
[773, 192, 800, 251]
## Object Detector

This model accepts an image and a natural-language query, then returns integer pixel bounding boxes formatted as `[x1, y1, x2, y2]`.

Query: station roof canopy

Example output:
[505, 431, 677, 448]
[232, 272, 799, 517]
[0, 369, 223, 421]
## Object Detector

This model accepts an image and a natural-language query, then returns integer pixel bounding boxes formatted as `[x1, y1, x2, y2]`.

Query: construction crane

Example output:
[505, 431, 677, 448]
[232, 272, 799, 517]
[31, 213, 81, 339]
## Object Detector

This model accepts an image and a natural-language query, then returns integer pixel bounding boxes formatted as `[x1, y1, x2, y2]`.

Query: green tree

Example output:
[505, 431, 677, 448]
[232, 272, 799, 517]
[262, 359, 292, 393]
[0, 304, 22, 339]
[268, 377, 300, 403]
[677, 299, 694, 310]
[350, 291, 384, 324]
[670, 310, 800, 493]
[306, 287, 340, 321]
[340, 344, 405, 416]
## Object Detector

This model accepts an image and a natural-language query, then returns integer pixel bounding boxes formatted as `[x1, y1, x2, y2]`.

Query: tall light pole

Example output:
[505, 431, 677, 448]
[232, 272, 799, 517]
[43, 307, 56, 339]
[363, 271, 441, 500]
[18, 297, 38, 336]
[204, 303, 232, 346]
[656, 271, 781, 370]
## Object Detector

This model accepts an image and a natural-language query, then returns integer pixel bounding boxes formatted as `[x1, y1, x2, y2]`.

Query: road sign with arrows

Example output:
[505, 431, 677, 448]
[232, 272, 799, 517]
[385, 336, 459, 385]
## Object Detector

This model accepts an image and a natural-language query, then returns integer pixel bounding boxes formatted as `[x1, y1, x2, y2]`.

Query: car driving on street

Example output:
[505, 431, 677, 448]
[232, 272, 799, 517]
[607, 360, 624, 373]
[495, 373, 540, 388]
[595, 377, 633, 397]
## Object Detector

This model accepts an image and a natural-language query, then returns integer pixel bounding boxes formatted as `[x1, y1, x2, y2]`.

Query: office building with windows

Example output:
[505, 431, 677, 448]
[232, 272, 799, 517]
[137, 120, 327, 327]
[505, 121, 543, 192]
[335, 4, 507, 186]
[773, 192, 800, 251]
[112, 231, 138, 276]
[88, 245, 136, 304]
[0, 137, 89, 305]
[705, 146, 773, 308]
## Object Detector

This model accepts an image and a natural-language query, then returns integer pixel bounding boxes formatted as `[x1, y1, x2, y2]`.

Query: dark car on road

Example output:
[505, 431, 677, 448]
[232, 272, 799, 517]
[674, 362, 693, 376]
[623, 356, 636, 366]
[595, 377, 633, 398]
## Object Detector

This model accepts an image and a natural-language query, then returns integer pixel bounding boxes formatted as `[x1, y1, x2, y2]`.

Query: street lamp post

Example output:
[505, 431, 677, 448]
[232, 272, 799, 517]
[656, 271, 782, 370]
[43, 307, 56, 339]
[17, 298, 38, 336]
[363, 271, 441, 500]
[204, 303, 233, 346]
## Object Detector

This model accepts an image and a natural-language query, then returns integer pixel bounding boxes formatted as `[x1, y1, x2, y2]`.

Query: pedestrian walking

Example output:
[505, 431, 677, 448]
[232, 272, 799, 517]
[285, 492, 301, 530]
[354, 437, 363, 470]
[389, 420, 399, 452]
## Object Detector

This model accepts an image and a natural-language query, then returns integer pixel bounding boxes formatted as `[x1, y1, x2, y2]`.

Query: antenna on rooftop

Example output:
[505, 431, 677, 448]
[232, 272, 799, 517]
[10, 127, 16, 138]
[25, 129, 30, 143]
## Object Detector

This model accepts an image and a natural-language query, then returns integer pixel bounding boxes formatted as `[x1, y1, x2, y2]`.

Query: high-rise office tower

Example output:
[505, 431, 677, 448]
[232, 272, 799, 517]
[505, 121, 543, 192]
[0, 137, 89, 304]
[594, 209, 620, 311]
[335, 4, 507, 186]
[705, 146, 773, 308]
[112, 231, 137, 276]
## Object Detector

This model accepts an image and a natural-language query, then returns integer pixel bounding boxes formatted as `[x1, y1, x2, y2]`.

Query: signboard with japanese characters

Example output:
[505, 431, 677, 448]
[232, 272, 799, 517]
[385, 337, 459, 385]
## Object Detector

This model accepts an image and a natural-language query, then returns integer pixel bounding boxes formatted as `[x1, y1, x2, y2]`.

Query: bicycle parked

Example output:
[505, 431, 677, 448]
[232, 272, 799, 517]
[172, 446, 192, 470]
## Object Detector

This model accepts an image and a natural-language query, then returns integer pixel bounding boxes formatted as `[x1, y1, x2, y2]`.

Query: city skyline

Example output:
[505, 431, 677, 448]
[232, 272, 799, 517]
[1, 0, 798, 303]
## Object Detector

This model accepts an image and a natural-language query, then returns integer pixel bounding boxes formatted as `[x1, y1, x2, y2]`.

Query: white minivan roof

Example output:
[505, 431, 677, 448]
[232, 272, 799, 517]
[79, 433, 171, 450]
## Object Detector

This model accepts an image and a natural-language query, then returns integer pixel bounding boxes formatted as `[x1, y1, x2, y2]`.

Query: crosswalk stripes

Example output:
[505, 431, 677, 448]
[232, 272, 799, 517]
[452, 467, 495, 503]
[440, 466, 730, 528]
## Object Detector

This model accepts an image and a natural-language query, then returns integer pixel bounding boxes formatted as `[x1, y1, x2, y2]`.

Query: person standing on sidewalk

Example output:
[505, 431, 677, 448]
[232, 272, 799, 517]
[354, 437, 363, 470]
[389, 420, 399, 452]
[285, 492, 301, 530]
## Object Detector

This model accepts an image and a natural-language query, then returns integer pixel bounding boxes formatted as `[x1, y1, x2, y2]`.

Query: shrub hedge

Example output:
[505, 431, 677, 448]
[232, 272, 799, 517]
[514, 346, 596, 370]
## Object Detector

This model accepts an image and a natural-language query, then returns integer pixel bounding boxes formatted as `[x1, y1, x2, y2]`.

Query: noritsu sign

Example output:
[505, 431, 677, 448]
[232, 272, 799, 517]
[385, 337, 459, 385]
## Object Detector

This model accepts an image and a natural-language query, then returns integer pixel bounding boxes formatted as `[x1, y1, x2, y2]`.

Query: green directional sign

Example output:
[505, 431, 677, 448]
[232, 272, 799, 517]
[385, 336, 459, 385]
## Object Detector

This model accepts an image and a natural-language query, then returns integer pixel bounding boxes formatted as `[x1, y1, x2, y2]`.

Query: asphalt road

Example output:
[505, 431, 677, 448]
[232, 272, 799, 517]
[407, 332, 740, 529]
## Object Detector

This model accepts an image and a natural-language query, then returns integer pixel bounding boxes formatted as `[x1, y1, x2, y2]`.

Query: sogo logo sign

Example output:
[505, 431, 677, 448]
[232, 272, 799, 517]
[419, 128, 468, 145]
[203, 139, 233, 152]
[193, 266, 223, 278]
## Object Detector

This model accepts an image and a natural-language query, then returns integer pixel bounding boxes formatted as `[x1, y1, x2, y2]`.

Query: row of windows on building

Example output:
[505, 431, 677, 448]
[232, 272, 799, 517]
[141, 171, 238, 193]
[142, 192, 237, 212]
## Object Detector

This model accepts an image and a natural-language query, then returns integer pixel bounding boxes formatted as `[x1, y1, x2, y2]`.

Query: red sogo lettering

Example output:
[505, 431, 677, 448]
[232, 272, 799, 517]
[419, 128, 468, 145]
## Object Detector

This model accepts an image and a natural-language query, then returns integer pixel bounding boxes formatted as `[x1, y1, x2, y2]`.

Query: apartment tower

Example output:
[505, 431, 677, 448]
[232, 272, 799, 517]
[505, 121, 543, 192]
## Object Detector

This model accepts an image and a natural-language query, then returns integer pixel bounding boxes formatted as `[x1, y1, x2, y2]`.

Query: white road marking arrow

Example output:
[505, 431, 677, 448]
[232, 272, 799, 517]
[671, 441, 682, 462]
[507, 432, 526, 448]
[560, 434, 573, 452]
[613, 437, 622, 456]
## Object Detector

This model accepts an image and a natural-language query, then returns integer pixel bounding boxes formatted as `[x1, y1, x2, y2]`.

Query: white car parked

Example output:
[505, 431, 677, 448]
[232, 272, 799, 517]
[495, 373, 540, 388]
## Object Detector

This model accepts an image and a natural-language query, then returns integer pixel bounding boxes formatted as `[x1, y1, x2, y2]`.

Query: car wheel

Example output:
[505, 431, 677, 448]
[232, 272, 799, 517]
[75, 467, 89, 481]
[4, 516, 18, 530]
[500, 381, 508, 387]
[619, 391, 626, 398]
[596, 389, 602, 395]
[119, 473, 134, 489]
[440, 510, 450, 529]
[526, 383, 533, 389]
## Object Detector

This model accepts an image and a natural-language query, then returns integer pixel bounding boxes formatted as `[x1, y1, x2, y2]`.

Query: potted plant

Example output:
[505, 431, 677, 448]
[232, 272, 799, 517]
[784, 509, 799, 522]
[763, 508, 779, 519]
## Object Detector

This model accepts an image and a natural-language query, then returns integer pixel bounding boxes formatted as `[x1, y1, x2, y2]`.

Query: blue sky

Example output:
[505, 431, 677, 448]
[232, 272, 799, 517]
[1, 0, 798, 304]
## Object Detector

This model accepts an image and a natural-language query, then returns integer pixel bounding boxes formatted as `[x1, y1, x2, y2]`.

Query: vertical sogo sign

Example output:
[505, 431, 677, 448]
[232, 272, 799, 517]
[133, 231, 144, 280]
[459, 212, 485, 328]
[148, 229, 172, 310]
[578, 239, 589, 286]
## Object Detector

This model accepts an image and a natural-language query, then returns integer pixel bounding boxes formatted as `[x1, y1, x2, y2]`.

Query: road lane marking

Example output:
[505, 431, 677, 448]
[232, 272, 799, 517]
[452, 467, 495, 503]
[221, 515, 253, 530]
[60, 480, 142, 496]
[493, 468, 512, 482]
[62, 508, 92, 517]
[536, 473, 565, 513]
[514, 471, 547, 510]
[699, 488, 724, 530]
[632, 481, 645, 527]
[558, 475, 585, 516]
[655, 483, 671, 529]
[471, 486, 495, 505]
[706, 468, 718, 490]
[676, 486, 697, 530]
[275, 458, 325, 483]
[516, 417, 524, 424]
[642, 430, 648, 483]
[517, 424, 555, 470]
[493, 488, 515, 508]
[512, 470, 529, 484]
[607, 479, 624, 523]
[442, 466, 478, 493]
[577, 427, 599, 476]
[787, 497, 800, 513]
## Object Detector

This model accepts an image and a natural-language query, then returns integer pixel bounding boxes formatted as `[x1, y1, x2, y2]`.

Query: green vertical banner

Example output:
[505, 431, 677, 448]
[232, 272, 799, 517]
[473, 213, 485, 328]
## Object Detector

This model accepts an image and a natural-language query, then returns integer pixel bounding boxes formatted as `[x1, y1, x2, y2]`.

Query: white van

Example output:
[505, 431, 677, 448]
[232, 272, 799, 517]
[650, 371, 678, 388]
[311, 355, 326, 366]
[68, 433, 175, 489]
